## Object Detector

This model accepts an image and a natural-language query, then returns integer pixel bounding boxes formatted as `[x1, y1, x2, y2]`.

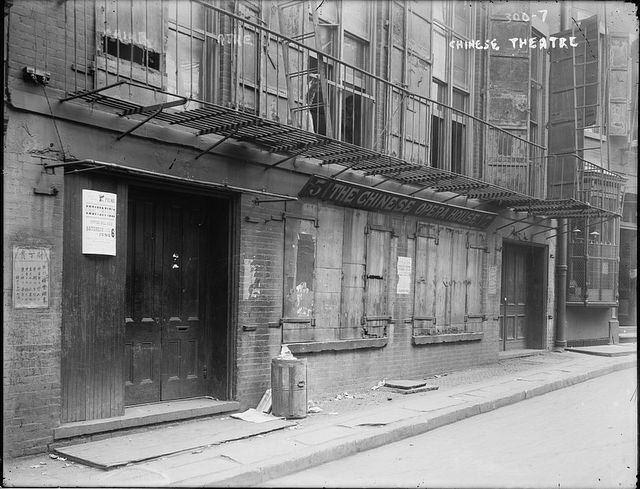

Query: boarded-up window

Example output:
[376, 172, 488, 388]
[282, 217, 317, 343]
[314, 205, 344, 341]
[413, 223, 439, 335]
[363, 226, 392, 338]
[466, 231, 486, 330]
[449, 228, 467, 330]
[340, 208, 367, 339]
[413, 225, 484, 336]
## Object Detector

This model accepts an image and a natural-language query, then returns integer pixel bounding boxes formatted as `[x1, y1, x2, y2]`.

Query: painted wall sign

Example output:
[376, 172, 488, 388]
[299, 176, 496, 228]
[82, 189, 117, 255]
[13, 246, 50, 308]
[396, 256, 412, 295]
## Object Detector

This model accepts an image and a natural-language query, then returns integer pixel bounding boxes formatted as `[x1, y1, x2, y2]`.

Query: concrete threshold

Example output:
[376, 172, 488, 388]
[498, 349, 546, 360]
[565, 344, 637, 357]
[54, 397, 240, 440]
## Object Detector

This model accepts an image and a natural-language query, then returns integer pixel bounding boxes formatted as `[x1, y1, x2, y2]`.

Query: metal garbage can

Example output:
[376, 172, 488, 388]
[271, 357, 307, 419]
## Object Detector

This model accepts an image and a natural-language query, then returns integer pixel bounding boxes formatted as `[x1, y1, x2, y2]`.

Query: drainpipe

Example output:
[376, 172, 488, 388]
[555, 3, 569, 351]
[555, 218, 568, 350]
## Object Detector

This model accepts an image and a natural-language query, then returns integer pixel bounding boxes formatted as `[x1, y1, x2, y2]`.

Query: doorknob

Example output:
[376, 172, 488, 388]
[154, 317, 162, 324]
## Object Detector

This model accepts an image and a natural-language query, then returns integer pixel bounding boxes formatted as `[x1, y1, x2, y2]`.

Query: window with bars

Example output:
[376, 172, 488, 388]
[274, 0, 374, 145]
[390, 1, 472, 171]
[567, 217, 619, 304]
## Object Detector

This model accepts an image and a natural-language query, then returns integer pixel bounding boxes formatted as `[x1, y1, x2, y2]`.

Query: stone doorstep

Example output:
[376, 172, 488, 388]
[619, 333, 637, 344]
[498, 349, 547, 360]
[53, 398, 240, 441]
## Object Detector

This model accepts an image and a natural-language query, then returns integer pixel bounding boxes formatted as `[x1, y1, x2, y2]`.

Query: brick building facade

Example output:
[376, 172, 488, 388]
[3, 0, 630, 457]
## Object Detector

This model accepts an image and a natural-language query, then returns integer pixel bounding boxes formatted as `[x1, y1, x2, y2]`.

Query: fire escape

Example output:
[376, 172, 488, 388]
[51, 2, 623, 228]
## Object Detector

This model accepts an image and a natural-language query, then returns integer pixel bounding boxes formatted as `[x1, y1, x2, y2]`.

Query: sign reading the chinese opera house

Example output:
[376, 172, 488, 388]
[299, 176, 496, 228]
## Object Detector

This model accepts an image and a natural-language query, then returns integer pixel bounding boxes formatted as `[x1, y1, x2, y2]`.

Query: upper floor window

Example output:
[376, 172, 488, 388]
[96, 0, 164, 86]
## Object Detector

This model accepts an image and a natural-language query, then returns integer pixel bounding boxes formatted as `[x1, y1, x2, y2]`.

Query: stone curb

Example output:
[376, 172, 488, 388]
[200, 358, 636, 487]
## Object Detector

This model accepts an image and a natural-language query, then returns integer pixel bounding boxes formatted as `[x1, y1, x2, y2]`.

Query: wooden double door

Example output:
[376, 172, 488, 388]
[124, 188, 229, 405]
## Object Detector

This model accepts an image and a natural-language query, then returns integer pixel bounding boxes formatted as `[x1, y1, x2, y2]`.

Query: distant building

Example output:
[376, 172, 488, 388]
[3, 0, 635, 457]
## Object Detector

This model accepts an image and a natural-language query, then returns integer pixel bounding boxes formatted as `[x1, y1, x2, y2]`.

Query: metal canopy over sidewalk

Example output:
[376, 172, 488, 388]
[60, 81, 620, 220]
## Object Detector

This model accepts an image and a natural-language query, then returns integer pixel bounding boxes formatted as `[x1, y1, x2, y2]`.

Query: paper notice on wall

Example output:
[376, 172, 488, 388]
[487, 266, 498, 295]
[82, 190, 117, 255]
[13, 247, 50, 309]
[397, 256, 412, 295]
[602, 261, 609, 275]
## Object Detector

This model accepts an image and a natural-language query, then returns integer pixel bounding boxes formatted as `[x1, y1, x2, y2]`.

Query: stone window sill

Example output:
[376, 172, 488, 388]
[412, 332, 484, 345]
[287, 337, 387, 354]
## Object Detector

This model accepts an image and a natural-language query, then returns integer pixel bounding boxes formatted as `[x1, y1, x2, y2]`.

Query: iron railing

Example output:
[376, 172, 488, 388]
[58, 0, 549, 200]
[547, 153, 625, 214]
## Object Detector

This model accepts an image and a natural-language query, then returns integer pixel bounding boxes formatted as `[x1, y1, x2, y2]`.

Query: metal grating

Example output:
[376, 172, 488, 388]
[510, 198, 620, 219]
[61, 82, 619, 220]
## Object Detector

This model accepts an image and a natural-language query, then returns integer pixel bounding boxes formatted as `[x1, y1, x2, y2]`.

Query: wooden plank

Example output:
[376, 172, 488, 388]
[340, 208, 366, 339]
[450, 229, 467, 329]
[466, 231, 485, 317]
[62, 174, 87, 422]
[435, 227, 452, 329]
[365, 228, 390, 317]
[316, 205, 343, 269]
[62, 174, 127, 422]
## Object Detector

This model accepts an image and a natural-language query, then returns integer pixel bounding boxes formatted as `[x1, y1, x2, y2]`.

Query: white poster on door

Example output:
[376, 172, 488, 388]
[82, 189, 117, 256]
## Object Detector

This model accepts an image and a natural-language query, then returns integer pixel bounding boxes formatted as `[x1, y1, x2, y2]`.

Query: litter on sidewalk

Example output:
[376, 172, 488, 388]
[380, 379, 439, 395]
[230, 408, 284, 423]
[256, 389, 273, 414]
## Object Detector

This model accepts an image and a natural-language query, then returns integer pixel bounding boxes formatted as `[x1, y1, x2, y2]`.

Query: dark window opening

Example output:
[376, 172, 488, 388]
[451, 120, 465, 174]
[307, 56, 335, 137]
[431, 114, 444, 168]
[341, 93, 362, 145]
[102, 35, 160, 71]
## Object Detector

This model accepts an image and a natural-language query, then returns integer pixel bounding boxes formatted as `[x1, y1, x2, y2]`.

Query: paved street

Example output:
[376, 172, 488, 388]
[263, 368, 638, 488]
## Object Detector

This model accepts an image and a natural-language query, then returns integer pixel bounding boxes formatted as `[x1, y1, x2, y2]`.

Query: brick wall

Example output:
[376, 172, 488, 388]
[3, 112, 65, 457]
[6, 1, 76, 94]
[235, 195, 286, 407]
[233, 195, 501, 408]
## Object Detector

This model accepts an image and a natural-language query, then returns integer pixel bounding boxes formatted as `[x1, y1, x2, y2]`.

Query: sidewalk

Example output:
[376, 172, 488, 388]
[3, 345, 636, 488]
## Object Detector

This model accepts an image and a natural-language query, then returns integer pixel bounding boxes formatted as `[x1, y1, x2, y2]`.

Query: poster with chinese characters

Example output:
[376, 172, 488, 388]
[13, 247, 50, 309]
[82, 189, 117, 256]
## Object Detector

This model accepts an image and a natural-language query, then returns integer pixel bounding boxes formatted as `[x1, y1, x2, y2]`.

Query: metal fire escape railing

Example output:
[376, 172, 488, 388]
[56, 1, 622, 219]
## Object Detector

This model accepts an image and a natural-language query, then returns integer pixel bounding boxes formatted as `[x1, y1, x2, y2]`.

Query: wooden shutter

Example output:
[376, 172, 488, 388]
[434, 227, 453, 330]
[314, 205, 344, 341]
[608, 34, 631, 137]
[449, 228, 467, 331]
[340, 208, 367, 339]
[466, 231, 486, 331]
[413, 223, 439, 335]
[363, 225, 392, 337]
[282, 216, 317, 343]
